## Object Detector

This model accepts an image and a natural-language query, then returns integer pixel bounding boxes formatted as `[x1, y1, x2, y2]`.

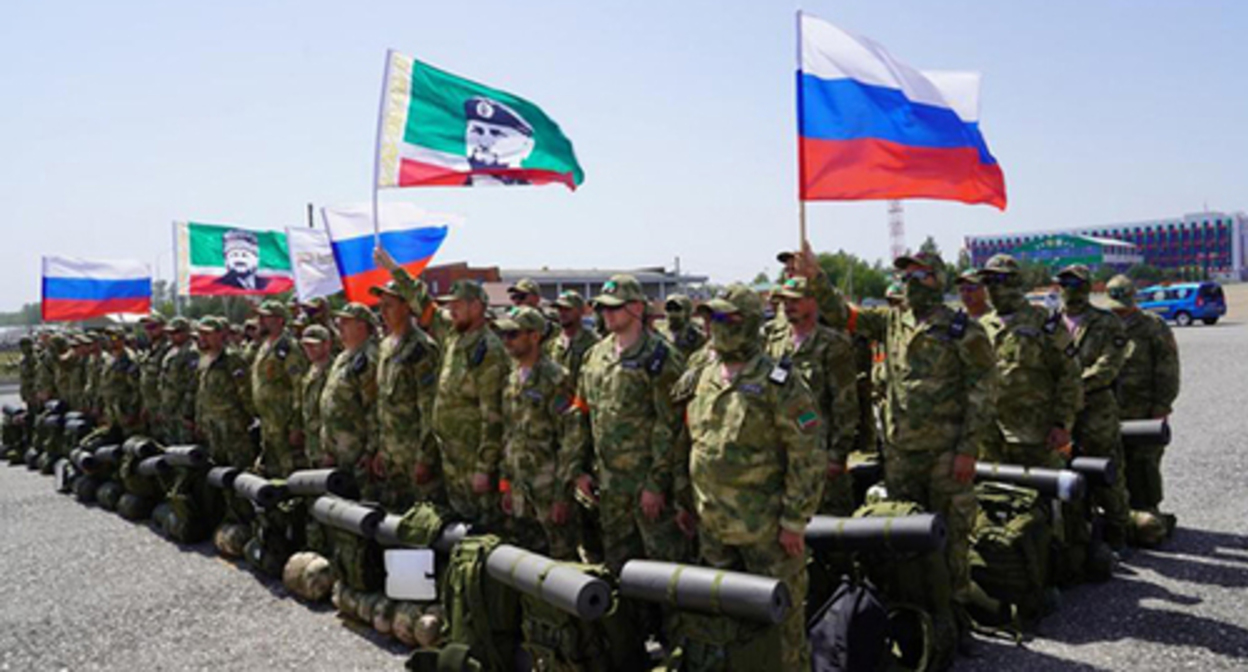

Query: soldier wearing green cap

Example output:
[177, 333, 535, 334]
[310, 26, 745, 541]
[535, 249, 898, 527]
[1107, 274, 1180, 516]
[82, 332, 105, 419]
[1056, 264, 1131, 550]
[496, 306, 584, 559]
[18, 336, 38, 417]
[300, 296, 341, 354]
[370, 281, 442, 510]
[138, 314, 171, 439]
[576, 273, 691, 572]
[791, 248, 996, 623]
[546, 290, 599, 383]
[955, 269, 990, 320]
[250, 299, 309, 477]
[63, 334, 92, 412]
[99, 326, 143, 435]
[298, 325, 333, 467]
[658, 294, 706, 358]
[765, 275, 859, 515]
[158, 317, 199, 444]
[34, 331, 59, 406]
[320, 303, 379, 483]
[196, 317, 256, 469]
[683, 283, 824, 669]
[508, 277, 558, 346]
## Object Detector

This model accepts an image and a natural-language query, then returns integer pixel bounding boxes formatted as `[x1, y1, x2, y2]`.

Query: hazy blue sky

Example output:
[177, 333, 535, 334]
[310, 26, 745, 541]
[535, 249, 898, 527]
[2, 1, 1245, 310]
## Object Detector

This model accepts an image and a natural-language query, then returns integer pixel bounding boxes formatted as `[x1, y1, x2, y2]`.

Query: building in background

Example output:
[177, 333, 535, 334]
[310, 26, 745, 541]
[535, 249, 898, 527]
[967, 211, 1247, 280]
[498, 267, 709, 303]
[1009, 234, 1143, 272]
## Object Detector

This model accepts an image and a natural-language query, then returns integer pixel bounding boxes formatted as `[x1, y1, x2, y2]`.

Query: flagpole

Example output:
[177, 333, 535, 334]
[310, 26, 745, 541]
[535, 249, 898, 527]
[795, 10, 808, 249]
[371, 49, 395, 248]
[171, 221, 182, 317]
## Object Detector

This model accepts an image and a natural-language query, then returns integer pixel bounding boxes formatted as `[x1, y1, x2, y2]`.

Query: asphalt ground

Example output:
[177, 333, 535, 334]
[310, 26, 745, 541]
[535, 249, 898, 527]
[3, 307, 1248, 671]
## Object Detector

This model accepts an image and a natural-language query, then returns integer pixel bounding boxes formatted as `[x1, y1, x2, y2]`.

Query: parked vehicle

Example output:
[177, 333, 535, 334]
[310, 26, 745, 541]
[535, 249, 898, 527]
[1137, 282, 1227, 326]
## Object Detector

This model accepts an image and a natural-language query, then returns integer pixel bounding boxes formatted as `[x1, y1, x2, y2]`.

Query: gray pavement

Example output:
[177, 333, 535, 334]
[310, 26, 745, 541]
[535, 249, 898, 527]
[3, 318, 1248, 670]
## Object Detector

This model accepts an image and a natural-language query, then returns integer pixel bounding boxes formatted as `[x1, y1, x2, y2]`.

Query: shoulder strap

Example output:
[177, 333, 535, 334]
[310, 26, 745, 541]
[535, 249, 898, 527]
[646, 339, 669, 377]
[469, 338, 488, 368]
[948, 310, 969, 340]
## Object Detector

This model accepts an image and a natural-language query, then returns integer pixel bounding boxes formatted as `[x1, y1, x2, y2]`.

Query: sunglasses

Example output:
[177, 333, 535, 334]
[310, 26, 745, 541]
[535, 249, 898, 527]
[598, 304, 626, 313]
[500, 331, 524, 341]
[979, 273, 1008, 286]
[1057, 276, 1085, 288]
[709, 312, 741, 324]
[901, 268, 934, 283]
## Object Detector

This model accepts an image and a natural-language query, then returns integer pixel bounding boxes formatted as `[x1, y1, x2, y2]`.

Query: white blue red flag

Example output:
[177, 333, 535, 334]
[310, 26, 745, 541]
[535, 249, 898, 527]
[797, 13, 1007, 209]
[42, 256, 151, 321]
[321, 203, 455, 305]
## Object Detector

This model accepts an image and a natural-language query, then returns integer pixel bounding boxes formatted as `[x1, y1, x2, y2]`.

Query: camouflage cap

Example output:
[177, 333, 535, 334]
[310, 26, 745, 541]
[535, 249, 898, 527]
[493, 306, 546, 333]
[506, 278, 541, 297]
[166, 316, 191, 333]
[981, 254, 1021, 276]
[300, 324, 332, 344]
[954, 269, 982, 287]
[774, 276, 814, 299]
[333, 302, 378, 326]
[552, 290, 586, 310]
[436, 279, 489, 304]
[244, 317, 259, 329]
[592, 274, 646, 307]
[301, 296, 330, 312]
[197, 316, 229, 333]
[893, 250, 946, 273]
[1106, 275, 1136, 309]
[256, 299, 290, 320]
[139, 313, 167, 325]
[369, 280, 406, 301]
[1055, 264, 1092, 282]
[19, 335, 32, 347]
[664, 294, 694, 313]
[704, 283, 764, 320]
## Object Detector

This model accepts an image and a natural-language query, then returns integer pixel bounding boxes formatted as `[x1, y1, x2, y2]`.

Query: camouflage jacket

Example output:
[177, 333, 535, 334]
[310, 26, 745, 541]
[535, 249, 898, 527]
[501, 356, 584, 518]
[300, 360, 329, 465]
[659, 321, 707, 359]
[1116, 309, 1180, 419]
[35, 345, 58, 399]
[84, 352, 103, 414]
[139, 339, 171, 418]
[160, 341, 199, 425]
[250, 333, 308, 426]
[196, 348, 253, 426]
[577, 330, 686, 494]
[1065, 307, 1127, 395]
[820, 280, 997, 457]
[432, 325, 508, 476]
[377, 326, 441, 475]
[319, 341, 378, 468]
[981, 303, 1083, 445]
[545, 327, 599, 383]
[19, 350, 38, 406]
[101, 348, 141, 428]
[764, 323, 859, 464]
[57, 353, 88, 411]
[685, 352, 824, 544]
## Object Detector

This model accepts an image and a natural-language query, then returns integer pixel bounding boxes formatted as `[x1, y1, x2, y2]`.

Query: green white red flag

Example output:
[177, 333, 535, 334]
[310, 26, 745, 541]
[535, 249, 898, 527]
[174, 221, 293, 297]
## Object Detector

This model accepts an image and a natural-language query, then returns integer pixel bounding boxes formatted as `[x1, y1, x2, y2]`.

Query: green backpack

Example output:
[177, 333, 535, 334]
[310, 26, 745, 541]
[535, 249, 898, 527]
[662, 611, 783, 672]
[328, 525, 386, 593]
[164, 470, 224, 543]
[968, 482, 1052, 629]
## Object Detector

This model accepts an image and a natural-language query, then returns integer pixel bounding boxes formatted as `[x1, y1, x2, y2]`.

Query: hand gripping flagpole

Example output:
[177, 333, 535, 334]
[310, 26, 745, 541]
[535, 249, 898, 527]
[371, 49, 395, 249]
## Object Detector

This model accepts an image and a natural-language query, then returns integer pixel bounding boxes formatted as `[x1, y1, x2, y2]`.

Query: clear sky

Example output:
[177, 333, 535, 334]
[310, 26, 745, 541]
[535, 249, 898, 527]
[2, 1, 1245, 310]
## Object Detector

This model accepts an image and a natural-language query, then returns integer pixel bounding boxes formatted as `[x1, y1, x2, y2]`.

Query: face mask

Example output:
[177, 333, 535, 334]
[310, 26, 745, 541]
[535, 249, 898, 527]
[710, 319, 758, 364]
[987, 283, 1027, 314]
[667, 312, 687, 331]
[1062, 285, 1091, 314]
[904, 277, 944, 315]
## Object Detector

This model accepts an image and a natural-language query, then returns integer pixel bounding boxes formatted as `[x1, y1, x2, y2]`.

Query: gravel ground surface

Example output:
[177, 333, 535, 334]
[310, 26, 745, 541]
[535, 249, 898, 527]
[2, 306, 1247, 671]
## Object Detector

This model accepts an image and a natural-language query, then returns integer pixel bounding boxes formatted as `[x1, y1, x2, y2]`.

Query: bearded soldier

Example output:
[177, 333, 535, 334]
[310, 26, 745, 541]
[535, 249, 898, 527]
[160, 317, 199, 445]
[547, 290, 599, 382]
[195, 317, 255, 469]
[319, 304, 379, 484]
[250, 300, 308, 477]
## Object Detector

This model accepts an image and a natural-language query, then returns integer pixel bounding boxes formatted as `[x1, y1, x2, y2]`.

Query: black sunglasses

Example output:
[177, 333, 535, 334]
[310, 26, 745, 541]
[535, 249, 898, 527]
[1057, 276, 1085, 288]
[979, 273, 1008, 286]
[901, 268, 934, 283]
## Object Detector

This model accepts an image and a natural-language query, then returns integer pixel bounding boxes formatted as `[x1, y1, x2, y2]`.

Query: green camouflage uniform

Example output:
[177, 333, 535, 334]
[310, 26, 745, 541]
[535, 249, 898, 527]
[83, 347, 104, 418]
[196, 341, 255, 469]
[658, 294, 706, 358]
[101, 345, 143, 435]
[160, 337, 199, 445]
[375, 323, 441, 510]
[250, 330, 309, 477]
[300, 359, 329, 467]
[577, 320, 689, 572]
[19, 340, 38, 410]
[1110, 278, 1180, 512]
[319, 340, 379, 480]
[546, 326, 599, 384]
[817, 256, 996, 604]
[35, 338, 59, 403]
[59, 348, 89, 412]
[139, 336, 171, 439]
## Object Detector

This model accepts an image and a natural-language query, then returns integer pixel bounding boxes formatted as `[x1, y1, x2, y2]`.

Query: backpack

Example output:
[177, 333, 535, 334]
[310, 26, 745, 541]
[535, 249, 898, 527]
[968, 483, 1052, 629]
[809, 576, 890, 672]
[662, 610, 783, 672]
[327, 525, 386, 593]
[246, 498, 307, 578]
[164, 471, 225, 543]
[417, 535, 519, 672]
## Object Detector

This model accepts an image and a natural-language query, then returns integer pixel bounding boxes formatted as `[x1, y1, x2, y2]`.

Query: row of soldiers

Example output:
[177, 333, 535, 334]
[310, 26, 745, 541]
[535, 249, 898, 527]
[13, 244, 1180, 667]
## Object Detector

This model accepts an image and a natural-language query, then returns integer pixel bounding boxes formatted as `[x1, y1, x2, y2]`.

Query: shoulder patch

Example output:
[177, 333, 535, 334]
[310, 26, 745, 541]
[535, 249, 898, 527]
[646, 340, 669, 376]
[351, 350, 369, 375]
[739, 382, 764, 396]
[276, 337, 290, 360]
[469, 338, 488, 368]
[948, 310, 969, 340]
[769, 354, 792, 385]
[796, 409, 821, 432]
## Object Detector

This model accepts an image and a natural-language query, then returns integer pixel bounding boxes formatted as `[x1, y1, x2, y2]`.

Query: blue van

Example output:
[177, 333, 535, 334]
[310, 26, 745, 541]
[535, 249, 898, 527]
[1136, 282, 1227, 326]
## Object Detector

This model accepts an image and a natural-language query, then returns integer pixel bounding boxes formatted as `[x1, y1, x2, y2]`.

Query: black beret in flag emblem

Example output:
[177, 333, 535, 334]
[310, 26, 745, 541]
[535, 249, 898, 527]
[464, 96, 533, 136]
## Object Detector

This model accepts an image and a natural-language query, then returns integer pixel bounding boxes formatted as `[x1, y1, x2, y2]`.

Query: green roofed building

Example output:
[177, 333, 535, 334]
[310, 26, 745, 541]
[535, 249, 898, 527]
[1011, 234, 1144, 272]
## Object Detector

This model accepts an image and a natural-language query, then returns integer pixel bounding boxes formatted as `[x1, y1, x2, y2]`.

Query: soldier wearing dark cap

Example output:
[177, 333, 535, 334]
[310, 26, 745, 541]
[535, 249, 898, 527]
[547, 290, 599, 382]
[250, 300, 308, 477]
[160, 317, 200, 445]
[955, 269, 990, 320]
[464, 96, 536, 186]
[659, 294, 706, 358]
[320, 303, 380, 483]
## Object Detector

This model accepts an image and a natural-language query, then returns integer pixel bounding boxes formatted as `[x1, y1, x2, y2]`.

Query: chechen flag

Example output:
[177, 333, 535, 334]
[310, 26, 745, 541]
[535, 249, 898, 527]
[797, 13, 1006, 209]
[42, 256, 151, 321]
[375, 51, 585, 190]
[322, 203, 456, 305]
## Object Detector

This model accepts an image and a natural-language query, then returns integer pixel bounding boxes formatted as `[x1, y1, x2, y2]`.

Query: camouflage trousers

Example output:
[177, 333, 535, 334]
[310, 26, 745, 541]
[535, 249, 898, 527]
[982, 438, 1067, 470]
[441, 451, 500, 529]
[883, 446, 977, 604]
[163, 415, 195, 447]
[504, 510, 581, 561]
[256, 415, 305, 478]
[1074, 390, 1131, 548]
[819, 471, 855, 516]
[598, 483, 690, 574]
[700, 533, 809, 670]
[1125, 444, 1166, 512]
[201, 416, 256, 470]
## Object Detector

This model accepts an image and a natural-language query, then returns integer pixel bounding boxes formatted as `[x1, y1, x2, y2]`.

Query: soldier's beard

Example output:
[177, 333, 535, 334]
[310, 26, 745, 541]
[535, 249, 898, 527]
[710, 322, 758, 364]
[988, 285, 1027, 314]
[1062, 287, 1091, 314]
[905, 280, 944, 317]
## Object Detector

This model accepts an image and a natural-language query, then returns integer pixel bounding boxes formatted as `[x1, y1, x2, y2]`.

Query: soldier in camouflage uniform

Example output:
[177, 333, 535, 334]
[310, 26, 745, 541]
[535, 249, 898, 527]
[547, 290, 599, 383]
[1056, 265, 1131, 550]
[658, 294, 706, 358]
[955, 270, 990, 320]
[300, 297, 342, 354]
[766, 276, 859, 515]
[798, 249, 996, 610]
[508, 277, 558, 346]
[64, 335, 92, 411]
[50, 334, 77, 408]
[138, 314, 170, 440]
[18, 337, 37, 409]
[298, 325, 333, 468]
[160, 317, 199, 445]
[577, 274, 691, 572]
[195, 317, 255, 469]
[370, 281, 442, 510]
[1107, 275, 1180, 513]
[683, 284, 824, 669]
[99, 328, 143, 436]
[35, 331, 58, 406]
[977, 255, 1083, 469]
[496, 307, 584, 559]
[250, 300, 308, 477]
[319, 304, 379, 483]
[83, 333, 105, 419]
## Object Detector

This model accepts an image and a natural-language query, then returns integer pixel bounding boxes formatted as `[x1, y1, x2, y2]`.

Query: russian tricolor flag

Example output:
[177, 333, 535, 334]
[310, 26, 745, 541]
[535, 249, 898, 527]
[797, 13, 1007, 209]
[322, 203, 456, 305]
[42, 256, 152, 322]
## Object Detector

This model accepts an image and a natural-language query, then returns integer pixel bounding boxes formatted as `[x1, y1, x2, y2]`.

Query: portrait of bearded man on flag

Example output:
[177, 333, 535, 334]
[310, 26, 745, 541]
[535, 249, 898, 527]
[463, 96, 535, 186]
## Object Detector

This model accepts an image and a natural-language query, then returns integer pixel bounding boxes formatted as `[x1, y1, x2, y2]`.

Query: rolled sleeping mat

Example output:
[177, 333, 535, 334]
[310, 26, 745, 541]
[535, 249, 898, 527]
[619, 560, 791, 625]
[64, 416, 94, 437]
[285, 469, 354, 498]
[1121, 419, 1171, 450]
[44, 399, 67, 415]
[974, 463, 1086, 502]
[137, 455, 172, 479]
[207, 466, 241, 490]
[41, 414, 64, 430]
[24, 447, 40, 469]
[2, 404, 23, 417]
[433, 522, 473, 554]
[485, 544, 611, 621]
[310, 496, 384, 538]
[233, 472, 286, 509]
[1069, 456, 1117, 487]
[806, 513, 947, 555]
[71, 447, 97, 474]
[93, 445, 123, 468]
[162, 445, 209, 470]
[122, 436, 161, 460]
[63, 410, 87, 422]
[374, 515, 473, 553]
